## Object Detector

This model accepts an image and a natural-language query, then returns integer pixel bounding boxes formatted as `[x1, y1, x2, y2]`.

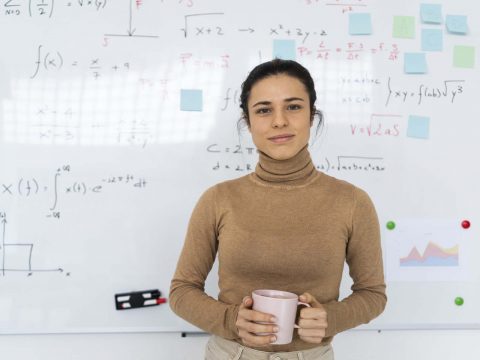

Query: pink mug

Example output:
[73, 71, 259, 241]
[252, 289, 310, 345]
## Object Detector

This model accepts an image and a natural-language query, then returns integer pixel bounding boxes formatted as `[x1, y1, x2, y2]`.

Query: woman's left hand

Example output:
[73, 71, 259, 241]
[297, 292, 328, 344]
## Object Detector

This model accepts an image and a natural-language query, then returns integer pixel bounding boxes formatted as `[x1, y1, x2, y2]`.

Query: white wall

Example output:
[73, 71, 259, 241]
[1, 330, 479, 360]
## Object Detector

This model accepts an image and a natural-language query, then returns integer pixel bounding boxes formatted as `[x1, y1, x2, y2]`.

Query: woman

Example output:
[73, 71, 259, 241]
[170, 59, 386, 359]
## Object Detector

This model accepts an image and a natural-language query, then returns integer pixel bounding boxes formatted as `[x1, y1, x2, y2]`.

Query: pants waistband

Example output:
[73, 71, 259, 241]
[208, 335, 333, 360]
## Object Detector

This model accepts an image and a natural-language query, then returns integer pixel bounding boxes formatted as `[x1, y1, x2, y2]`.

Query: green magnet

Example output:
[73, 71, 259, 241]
[454, 297, 464, 306]
[386, 221, 396, 230]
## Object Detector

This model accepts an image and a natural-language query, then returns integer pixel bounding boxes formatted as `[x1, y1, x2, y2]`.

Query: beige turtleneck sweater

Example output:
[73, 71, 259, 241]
[169, 146, 386, 352]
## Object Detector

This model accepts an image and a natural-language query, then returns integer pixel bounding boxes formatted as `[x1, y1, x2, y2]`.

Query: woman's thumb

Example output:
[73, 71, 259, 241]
[241, 296, 253, 308]
[299, 292, 321, 307]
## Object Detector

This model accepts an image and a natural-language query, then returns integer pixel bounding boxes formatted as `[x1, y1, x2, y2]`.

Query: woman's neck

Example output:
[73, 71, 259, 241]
[253, 145, 316, 185]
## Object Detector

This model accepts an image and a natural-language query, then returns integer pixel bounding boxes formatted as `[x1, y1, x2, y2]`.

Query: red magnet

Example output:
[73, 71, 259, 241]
[461, 220, 470, 229]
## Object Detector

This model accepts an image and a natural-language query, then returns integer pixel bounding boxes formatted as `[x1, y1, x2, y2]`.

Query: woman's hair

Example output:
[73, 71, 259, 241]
[238, 58, 323, 135]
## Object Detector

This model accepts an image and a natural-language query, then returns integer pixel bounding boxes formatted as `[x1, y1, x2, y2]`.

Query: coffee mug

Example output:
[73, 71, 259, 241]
[251, 289, 310, 345]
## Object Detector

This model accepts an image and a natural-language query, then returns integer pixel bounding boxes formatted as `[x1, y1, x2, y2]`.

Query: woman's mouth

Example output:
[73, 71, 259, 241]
[268, 134, 295, 143]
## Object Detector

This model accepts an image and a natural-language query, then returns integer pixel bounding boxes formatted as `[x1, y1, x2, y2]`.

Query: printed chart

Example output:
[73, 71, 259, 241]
[385, 219, 471, 282]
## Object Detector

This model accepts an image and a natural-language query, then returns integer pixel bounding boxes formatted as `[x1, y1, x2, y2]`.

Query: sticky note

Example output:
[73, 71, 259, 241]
[446, 15, 468, 34]
[180, 89, 203, 111]
[420, 4, 442, 24]
[404, 53, 427, 74]
[407, 115, 430, 139]
[393, 16, 415, 38]
[453, 46, 475, 68]
[349, 13, 372, 35]
[421, 29, 443, 51]
[273, 39, 296, 60]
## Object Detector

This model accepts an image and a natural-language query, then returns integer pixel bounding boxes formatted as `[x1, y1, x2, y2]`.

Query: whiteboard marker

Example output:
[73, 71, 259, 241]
[143, 298, 167, 306]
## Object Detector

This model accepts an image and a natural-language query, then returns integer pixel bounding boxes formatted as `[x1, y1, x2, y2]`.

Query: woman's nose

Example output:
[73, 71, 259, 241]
[272, 111, 288, 128]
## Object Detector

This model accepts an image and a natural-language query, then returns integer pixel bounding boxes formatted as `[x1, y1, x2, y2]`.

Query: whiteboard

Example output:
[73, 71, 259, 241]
[0, 0, 479, 334]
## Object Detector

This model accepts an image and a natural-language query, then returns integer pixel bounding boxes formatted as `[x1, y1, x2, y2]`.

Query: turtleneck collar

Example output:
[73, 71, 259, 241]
[253, 145, 317, 186]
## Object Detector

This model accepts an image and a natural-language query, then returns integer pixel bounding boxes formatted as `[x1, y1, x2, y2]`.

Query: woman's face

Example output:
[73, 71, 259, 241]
[247, 74, 312, 160]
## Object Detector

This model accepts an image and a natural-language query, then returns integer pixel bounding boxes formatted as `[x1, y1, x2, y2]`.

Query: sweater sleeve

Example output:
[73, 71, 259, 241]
[323, 187, 387, 337]
[169, 186, 240, 339]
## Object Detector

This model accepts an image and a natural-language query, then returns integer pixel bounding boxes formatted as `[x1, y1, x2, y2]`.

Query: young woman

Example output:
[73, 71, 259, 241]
[170, 59, 386, 360]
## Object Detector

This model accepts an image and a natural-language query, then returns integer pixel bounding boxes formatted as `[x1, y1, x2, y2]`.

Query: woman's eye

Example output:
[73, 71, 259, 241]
[256, 108, 271, 114]
[287, 104, 302, 110]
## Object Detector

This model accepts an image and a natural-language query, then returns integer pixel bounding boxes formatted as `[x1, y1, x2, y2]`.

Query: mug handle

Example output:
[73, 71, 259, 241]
[293, 301, 311, 329]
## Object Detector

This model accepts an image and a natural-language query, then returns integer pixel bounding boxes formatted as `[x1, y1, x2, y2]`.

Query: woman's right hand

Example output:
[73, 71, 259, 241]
[235, 296, 278, 347]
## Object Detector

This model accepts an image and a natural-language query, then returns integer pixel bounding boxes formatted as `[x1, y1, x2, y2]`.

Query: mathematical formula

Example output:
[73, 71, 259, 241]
[206, 144, 386, 173]
[0, 165, 147, 219]
[385, 77, 465, 107]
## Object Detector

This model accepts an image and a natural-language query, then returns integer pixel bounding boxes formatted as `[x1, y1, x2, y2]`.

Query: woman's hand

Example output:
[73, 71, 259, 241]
[297, 292, 328, 344]
[235, 296, 278, 347]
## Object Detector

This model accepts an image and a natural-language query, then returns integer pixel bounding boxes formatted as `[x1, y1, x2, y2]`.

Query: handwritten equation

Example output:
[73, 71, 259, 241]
[181, 13, 327, 43]
[30, 45, 131, 79]
[350, 114, 402, 137]
[206, 144, 386, 173]
[0, 165, 147, 219]
[2, 0, 107, 18]
[298, 41, 400, 61]
[316, 156, 385, 172]
[179, 53, 230, 69]
[30, 110, 153, 148]
[207, 143, 256, 172]
[304, 0, 368, 14]
[385, 77, 466, 107]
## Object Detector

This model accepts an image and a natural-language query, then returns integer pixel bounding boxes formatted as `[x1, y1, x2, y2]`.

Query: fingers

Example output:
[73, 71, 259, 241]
[238, 302, 276, 324]
[237, 317, 277, 347]
[297, 292, 328, 344]
[299, 292, 322, 307]
[237, 315, 278, 334]
[297, 317, 327, 344]
[238, 329, 277, 347]
[298, 317, 327, 329]
[298, 326, 326, 338]
[298, 292, 327, 321]
[236, 296, 278, 347]
[240, 296, 253, 309]
[299, 306, 327, 321]
[298, 335, 325, 344]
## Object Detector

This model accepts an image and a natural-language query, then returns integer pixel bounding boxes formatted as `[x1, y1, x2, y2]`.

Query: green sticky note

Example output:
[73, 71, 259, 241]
[273, 39, 296, 60]
[393, 16, 415, 38]
[453, 46, 475, 68]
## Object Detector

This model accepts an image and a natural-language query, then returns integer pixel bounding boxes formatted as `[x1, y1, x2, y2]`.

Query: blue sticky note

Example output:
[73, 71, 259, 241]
[407, 115, 430, 139]
[421, 29, 443, 51]
[349, 13, 372, 35]
[404, 53, 427, 74]
[446, 15, 468, 34]
[273, 39, 296, 60]
[180, 89, 203, 111]
[420, 4, 442, 24]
